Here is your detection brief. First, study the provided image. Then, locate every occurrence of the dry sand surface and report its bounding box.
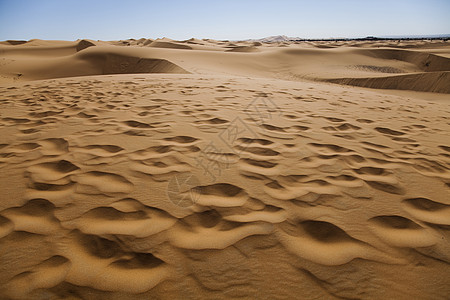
[0,38,449,299]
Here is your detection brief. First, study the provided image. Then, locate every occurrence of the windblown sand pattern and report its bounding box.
[0,38,449,299]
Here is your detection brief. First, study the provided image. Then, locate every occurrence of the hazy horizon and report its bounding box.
[0,0,449,41]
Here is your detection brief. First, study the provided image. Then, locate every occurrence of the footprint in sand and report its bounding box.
[163,135,198,144]
[439,145,450,153]
[261,124,286,132]
[324,117,345,123]
[368,215,439,248]
[234,138,281,176]
[83,144,124,155]
[193,117,230,133]
[193,183,248,207]
[74,171,134,194]
[167,208,273,250]
[72,144,125,165]
[58,231,172,293]
[402,197,450,226]
[357,118,374,124]
[123,120,154,129]
[38,138,69,156]
[277,220,400,265]
[27,160,80,183]
[346,165,405,195]
[364,180,405,195]
[290,125,311,133]
[408,158,449,177]
[236,146,280,157]
[238,158,279,177]
[375,127,406,136]
[259,123,294,140]
[0,199,60,235]
[308,143,354,155]
[129,145,173,160]
[131,156,191,181]
[10,142,41,153]
[2,117,31,125]
[237,137,274,146]
[70,200,176,238]
[2,255,71,299]
[322,123,361,132]
[0,215,14,238]
[195,117,229,125]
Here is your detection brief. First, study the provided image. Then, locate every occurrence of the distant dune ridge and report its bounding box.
[0,37,449,299]
[148,41,193,50]
[226,45,260,52]
[77,51,190,75]
[75,39,96,52]
[0,37,449,93]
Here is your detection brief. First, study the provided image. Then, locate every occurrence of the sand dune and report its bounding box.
[326,71,450,93]
[226,45,260,52]
[0,40,28,46]
[76,39,96,52]
[1,39,449,94]
[359,48,450,72]
[0,38,449,299]
[0,46,189,81]
[148,41,193,50]
[78,51,190,75]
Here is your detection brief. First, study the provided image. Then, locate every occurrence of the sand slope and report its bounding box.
[1,39,450,93]
[327,71,450,93]
[0,39,449,298]
[0,72,449,299]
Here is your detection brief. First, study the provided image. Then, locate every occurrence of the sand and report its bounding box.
[0,38,449,299]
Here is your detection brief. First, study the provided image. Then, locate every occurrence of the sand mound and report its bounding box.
[181,38,205,45]
[148,41,192,50]
[141,40,152,46]
[111,38,155,47]
[141,39,154,46]
[0,45,189,82]
[137,38,146,43]
[313,44,336,49]
[75,39,96,52]
[77,51,190,75]
[326,71,450,93]
[359,49,450,72]
[113,40,132,46]
[108,56,188,74]
[1,40,28,45]
[226,45,259,52]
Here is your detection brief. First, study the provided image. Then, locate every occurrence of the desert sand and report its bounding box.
[0,37,449,299]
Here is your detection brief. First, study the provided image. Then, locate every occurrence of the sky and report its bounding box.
[0,0,449,41]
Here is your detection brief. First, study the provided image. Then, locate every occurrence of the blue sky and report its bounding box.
[0,0,449,41]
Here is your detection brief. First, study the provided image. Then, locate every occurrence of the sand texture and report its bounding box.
[0,38,449,299]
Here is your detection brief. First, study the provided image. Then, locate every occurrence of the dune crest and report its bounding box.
[1,38,450,94]
[78,52,190,75]
[76,39,96,52]
[326,71,450,93]
[148,41,192,50]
